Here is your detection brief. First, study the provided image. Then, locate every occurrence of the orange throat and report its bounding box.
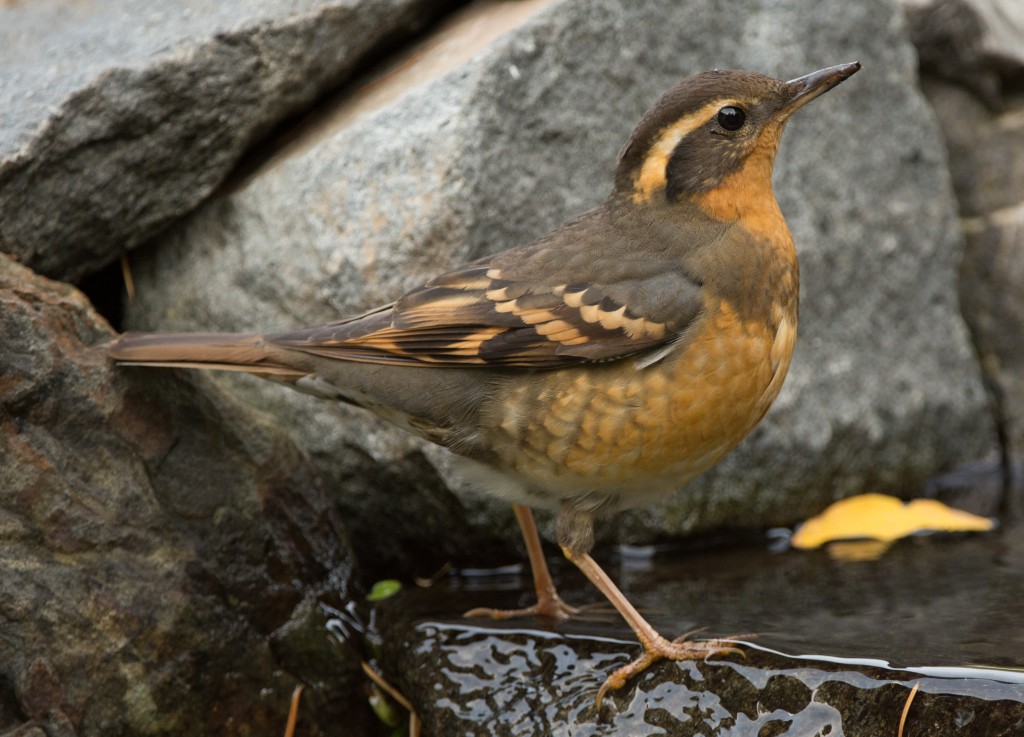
[698,170,782,242]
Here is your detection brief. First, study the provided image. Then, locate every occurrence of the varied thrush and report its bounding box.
[109,61,861,706]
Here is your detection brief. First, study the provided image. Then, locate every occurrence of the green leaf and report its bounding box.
[367,579,402,602]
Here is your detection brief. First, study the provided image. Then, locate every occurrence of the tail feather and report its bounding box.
[108,332,305,378]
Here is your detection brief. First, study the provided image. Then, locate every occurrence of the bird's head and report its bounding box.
[616,63,861,206]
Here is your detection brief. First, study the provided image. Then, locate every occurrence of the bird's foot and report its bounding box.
[464,590,580,623]
[595,633,745,712]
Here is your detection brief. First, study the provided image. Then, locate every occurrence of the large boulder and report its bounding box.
[900,0,1024,103]
[122,0,997,555]
[0,255,363,735]
[0,0,459,281]
[900,0,1024,486]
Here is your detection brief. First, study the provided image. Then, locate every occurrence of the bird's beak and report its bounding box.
[782,62,861,115]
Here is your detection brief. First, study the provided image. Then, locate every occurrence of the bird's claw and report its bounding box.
[463,593,579,623]
[594,634,747,712]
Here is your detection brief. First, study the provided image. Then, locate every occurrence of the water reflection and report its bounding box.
[379,519,1024,734]
[405,622,1023,735]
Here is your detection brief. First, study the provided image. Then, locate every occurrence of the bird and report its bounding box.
[108,61,861,707]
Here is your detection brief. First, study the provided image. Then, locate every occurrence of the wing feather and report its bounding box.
[268,258,702,368]
[268,206,710,368]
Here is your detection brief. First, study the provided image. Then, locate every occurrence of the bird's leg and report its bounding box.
[556,504,743,711]
[511,504,579,619]
[464,504,578,622]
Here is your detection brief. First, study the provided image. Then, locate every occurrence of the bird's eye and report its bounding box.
[716,106,746,131]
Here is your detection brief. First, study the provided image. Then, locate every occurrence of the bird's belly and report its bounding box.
[483,306,795,508]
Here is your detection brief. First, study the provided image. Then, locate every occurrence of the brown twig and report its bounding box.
[120,252,136,303]
[361,659,421,736]
[361,660,413,711]
[284,684,304,737]
[897,682,920,737]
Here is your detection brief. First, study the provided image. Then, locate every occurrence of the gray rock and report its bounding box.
[0,0,455,281]
[904,1,1024,485]
[898,0,1024,104]
[0,255,365,735]
[124,0,996,557]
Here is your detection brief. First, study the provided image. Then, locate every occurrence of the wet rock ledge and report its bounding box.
[386,626,1024,737]
[377,522,1024,736]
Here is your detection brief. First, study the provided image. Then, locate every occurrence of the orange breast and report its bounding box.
[486,297,797,506]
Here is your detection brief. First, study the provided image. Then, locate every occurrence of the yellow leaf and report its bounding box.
[791,493,994,551]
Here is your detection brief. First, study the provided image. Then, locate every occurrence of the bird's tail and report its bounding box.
[107,332,305,378]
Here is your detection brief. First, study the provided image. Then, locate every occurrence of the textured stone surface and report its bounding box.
[0,0,456,281]
[123,0,996,554]
[903,0,1024,484]
[0,255,364,735]
[900,0,1024,104]
[927,80,1024,475]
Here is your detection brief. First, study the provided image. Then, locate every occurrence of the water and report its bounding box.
[375,518,1024,735]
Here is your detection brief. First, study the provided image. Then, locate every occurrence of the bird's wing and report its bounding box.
[271,268,698,368]
[269,212,707,369]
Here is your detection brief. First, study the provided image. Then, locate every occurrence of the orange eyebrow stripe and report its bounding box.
[632,99,739,202]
